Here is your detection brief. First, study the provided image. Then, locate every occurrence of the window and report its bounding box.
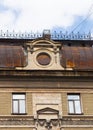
[68,94,82,114]
[12,94,26,114]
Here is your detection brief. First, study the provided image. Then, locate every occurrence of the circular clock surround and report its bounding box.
[36,52,51,66]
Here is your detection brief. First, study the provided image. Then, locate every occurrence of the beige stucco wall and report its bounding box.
[0,89,93,116]
[0,128,34,130]
[82,93,93,115]
[61,93,68,115]
[0,92,11,115]
[64,128,93,130]
[26,92,33,115]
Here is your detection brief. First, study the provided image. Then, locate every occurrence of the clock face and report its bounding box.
[36,52,51,66]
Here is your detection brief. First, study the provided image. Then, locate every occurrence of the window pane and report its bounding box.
[68,95,80,100]
[12,94,26,114]
[68,101,74,113]
[75,101,81,113]
[13,100,18,113]
[19,100,25,113]
[13,94,25,99]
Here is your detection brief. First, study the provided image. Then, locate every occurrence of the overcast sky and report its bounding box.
[0,0,93,33]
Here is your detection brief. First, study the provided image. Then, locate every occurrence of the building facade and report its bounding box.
[0,31,93,130]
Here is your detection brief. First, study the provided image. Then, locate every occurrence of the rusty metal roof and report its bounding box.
[0,45,27,68]
[60,47,93,70]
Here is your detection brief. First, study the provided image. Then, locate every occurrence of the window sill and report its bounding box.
[68,113,84,115]
[11,113,27,115]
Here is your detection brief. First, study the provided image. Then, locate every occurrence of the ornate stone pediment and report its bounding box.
[36,107,60,130]
[37,107,59,114]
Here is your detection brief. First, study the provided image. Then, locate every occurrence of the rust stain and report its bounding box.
[66,60,75,68]
[0,45,27,68]
[60,47,93,70]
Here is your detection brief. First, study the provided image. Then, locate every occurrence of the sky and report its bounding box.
[0,0,93,33]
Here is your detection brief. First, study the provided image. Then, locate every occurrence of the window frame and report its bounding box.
[12,93,26,115]
[67,93,82,115]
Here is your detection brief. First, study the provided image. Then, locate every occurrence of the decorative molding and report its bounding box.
[0,116,92,128]
[0,30,91,40]
[26,39,59,54]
